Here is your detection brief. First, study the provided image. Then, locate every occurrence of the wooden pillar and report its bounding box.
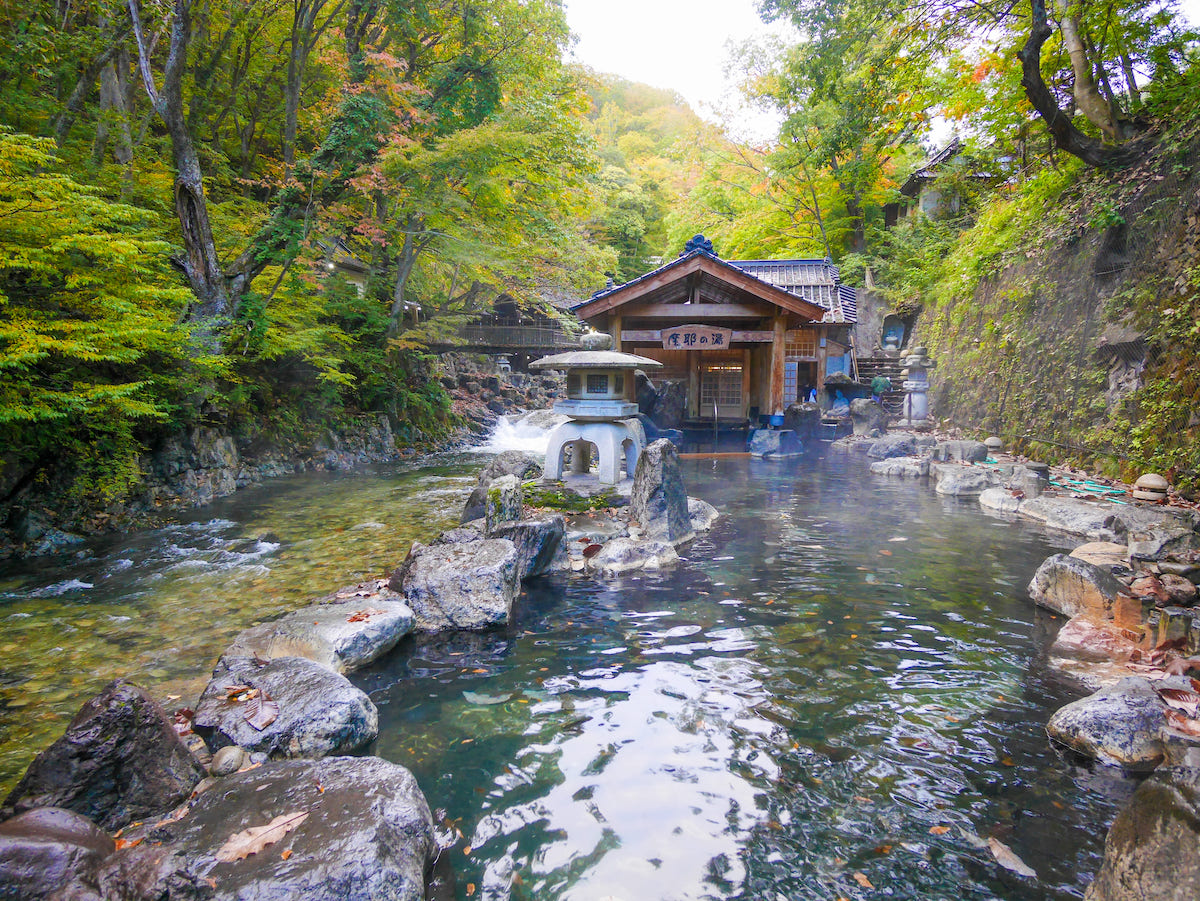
[610,313,623,352]
[769,314,786,414]
[816,328,828,396]
[687,351,700,419]
[741,347,752,420]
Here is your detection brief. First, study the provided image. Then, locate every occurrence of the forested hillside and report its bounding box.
[3,0,1200,543]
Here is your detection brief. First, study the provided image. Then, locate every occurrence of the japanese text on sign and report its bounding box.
[662,325,733,350]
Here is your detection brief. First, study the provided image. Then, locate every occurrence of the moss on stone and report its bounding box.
[522,481,617,513]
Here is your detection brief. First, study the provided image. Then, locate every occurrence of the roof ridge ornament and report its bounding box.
[681,234,716,257]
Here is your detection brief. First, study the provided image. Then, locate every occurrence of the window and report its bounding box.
[700,364,742,407]
[587,373,609,394]
[785,329,817,359]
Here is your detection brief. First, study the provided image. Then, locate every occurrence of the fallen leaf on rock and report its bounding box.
[114,837,143,851]
[852,872,874,889]
[224,684,254,700]
[244,692,279,731]
[347,607,384,623]
[1164,709,1200,736]
[988,837,1036,878]
[215,811,308,862]
[280,849,292,860]
[582,543,603,559]
[1158,687,1200,717]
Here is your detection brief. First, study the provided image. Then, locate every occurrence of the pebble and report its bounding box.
[210,745,248,776]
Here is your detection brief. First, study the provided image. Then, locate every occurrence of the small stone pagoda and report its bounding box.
[529,332,662,484]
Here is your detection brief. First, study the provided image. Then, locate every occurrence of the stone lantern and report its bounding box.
[896,346,936,429]
[529,332,662,484]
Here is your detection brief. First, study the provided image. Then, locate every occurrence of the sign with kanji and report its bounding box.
[661,325,733,350]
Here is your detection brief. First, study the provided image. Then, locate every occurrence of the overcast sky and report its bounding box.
[563,0,1200,141]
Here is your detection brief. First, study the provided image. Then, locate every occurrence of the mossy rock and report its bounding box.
[522,481,618,513]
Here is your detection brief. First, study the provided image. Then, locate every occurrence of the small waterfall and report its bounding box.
[474,411,567,455]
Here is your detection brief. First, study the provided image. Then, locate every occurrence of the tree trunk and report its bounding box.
[129,0,232,329]
[1058,8,1129,143]
[1018,0,1141,169]
[387,217,420,339]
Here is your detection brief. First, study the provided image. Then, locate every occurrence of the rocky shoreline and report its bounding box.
[842,430,1200,898]
[1,357,562,560]
[0,435,719,899]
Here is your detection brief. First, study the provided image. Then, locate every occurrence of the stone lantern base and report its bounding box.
[543,419,646,485]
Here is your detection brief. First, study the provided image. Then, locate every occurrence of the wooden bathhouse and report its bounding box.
[570,235,859,426]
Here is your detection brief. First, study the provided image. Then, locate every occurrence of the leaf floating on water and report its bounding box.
[852,872,874,889]
[244,692,279,731]
[878,549,893,556]
[987,837,1037,878]
[928,825,951,835]
[215,811,308,862]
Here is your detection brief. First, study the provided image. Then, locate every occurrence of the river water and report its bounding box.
[0,440,1133,899]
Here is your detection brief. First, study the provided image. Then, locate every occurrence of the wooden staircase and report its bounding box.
[855,356,908,414]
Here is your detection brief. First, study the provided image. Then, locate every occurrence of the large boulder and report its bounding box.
[1019,497,1125,542]
[192,656,378,759]
[461,451,542,523]
[587,537,679,576]
[0,807,115,900]
[1085,766,1200,901]
[931,440,989,463]
[484,474,523,535]
[783,402,822,445]
[1046,677,1167,771]
[2,680,205,831]
[226,586,413,674]
[631,438,694,546]
[490,515,565,579]
[68,757,436,901]
[1028,554,1127,620]
[389,538,520,632]
[870,456,929,478]
[932,463,994,496]
[645,379,687,431]
[979,487,1023,513]
[748,429,802,458]
[849,398,888,436]
[865,434,919,459]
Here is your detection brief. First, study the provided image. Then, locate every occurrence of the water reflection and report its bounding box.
[359,455,1130,901]
[0,456,481,790]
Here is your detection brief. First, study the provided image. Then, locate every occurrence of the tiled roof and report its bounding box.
[728,259,858,324]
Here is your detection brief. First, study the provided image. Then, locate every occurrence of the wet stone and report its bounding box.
[193,656,378,759]
[0,807,115,900]
[1,679,205,831]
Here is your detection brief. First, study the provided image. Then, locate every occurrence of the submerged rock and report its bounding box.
[390,538,520,632]
[979,487,1022,513]
[226,590,414,674]
[1046,677,1167,771]
[70,756,436,901]
[1028,554,1126,620]
[193,656,378,759]
[631,438,694,546]
[1085,766,1200,901]
[587,537,679,576]
[865,434,918,459]
[0,807,115,900]
[1,680,205,831]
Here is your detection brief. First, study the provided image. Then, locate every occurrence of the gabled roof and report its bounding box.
[727,259,857,324]
[900,138,963,198]
[573,248,856,324]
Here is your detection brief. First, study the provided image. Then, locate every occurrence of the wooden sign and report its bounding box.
[661,325,733,350]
